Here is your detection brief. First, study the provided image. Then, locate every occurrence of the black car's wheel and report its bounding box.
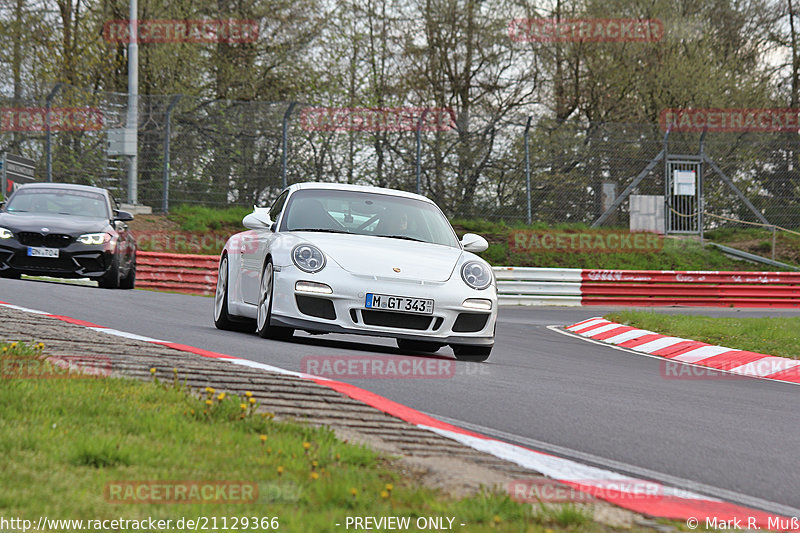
[0,270,21,279]
[451,344,492,362]
[256,259,293,340]
[97,255,120,289]
[396,339,444,353]
[119,253,136,290]
[214,254,255,332]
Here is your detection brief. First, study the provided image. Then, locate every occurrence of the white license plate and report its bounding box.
[28,247,60,258]
[365,293,434,315]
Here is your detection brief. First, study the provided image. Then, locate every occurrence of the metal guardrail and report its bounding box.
[136,253,800,308]
[494,266,582,306]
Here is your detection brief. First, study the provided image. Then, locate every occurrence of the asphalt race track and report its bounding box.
[3,277,799,515]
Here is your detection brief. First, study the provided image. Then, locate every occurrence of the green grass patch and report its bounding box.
[168,204,251,233]
[452,219,782,270]
[0,340,626,531]
[606,311,800,359]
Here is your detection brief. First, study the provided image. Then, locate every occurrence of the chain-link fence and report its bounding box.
[2,83,800,232]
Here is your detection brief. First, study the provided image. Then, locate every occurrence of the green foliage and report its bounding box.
[167,204,251,232]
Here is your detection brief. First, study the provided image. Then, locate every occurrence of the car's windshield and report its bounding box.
[280,189,459,248]
[5,188,109,219]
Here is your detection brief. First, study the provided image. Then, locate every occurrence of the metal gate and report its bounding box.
[665,157,702,234]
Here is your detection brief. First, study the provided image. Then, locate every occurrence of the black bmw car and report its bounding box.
[0,183,136,289]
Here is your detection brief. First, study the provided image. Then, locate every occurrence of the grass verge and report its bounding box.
[606,311,800,359]
[0,340,609,532]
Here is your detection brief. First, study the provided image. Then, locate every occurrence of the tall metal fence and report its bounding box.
[2,83,800,231]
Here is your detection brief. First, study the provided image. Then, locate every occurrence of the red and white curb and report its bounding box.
[566,317,800,385]
[1,300,795,529]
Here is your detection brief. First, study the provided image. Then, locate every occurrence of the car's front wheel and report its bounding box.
[451,344,492,362]
[119,253,136,290]
[256,259,294,340]
[97,256,120,289]
[214,254,254,332]
[396,339,444,353]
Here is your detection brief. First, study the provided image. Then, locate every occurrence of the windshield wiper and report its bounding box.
[291,228,351,234]
[380,234,426,243]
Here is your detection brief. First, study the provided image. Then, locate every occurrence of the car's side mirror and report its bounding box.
[461,233,488,253]
[114,210,134,222]
[243,209,272,230]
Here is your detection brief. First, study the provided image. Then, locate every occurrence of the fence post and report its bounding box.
[415,108,431,195]
[162,94,181,213]
[524,116,532,225]
[698,128,707,244]
[45,83,63,182]
[281,102,297,189]
[772,225,777,261]
[662,125,671,235]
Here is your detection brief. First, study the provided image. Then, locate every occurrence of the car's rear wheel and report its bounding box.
[119,253,136,290]
[214,254,254,332]
[396,339,444,353]
[97,256,120,289]
[256,259,294,340]
[451,344,492,362]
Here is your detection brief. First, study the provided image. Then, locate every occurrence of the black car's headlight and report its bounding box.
[77,232,110,245]
[461,261,492,290]
[292,244,326,273]
[0,227,13,239]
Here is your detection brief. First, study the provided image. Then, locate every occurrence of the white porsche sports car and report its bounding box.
[213,182,497,361]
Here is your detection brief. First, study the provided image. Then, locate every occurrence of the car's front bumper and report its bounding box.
[269,263,497,347]
[0,239,115,278]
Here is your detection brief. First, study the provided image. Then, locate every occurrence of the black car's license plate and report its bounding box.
[28,247,59,258]
[365,293,433,315]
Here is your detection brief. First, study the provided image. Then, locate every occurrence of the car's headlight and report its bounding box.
[292,244,326,273]
[0,227,13,239]
[461,261,492,290]
[77,232,110,245]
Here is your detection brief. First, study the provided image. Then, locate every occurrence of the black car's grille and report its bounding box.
[361,310,433,330]
[9,254,76,272]
[17,232,73,248]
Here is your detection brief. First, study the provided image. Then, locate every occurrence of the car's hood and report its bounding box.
[293,232,463,282]
[0,212,110,235]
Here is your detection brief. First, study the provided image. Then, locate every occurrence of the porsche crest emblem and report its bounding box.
[393,267,401,273]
